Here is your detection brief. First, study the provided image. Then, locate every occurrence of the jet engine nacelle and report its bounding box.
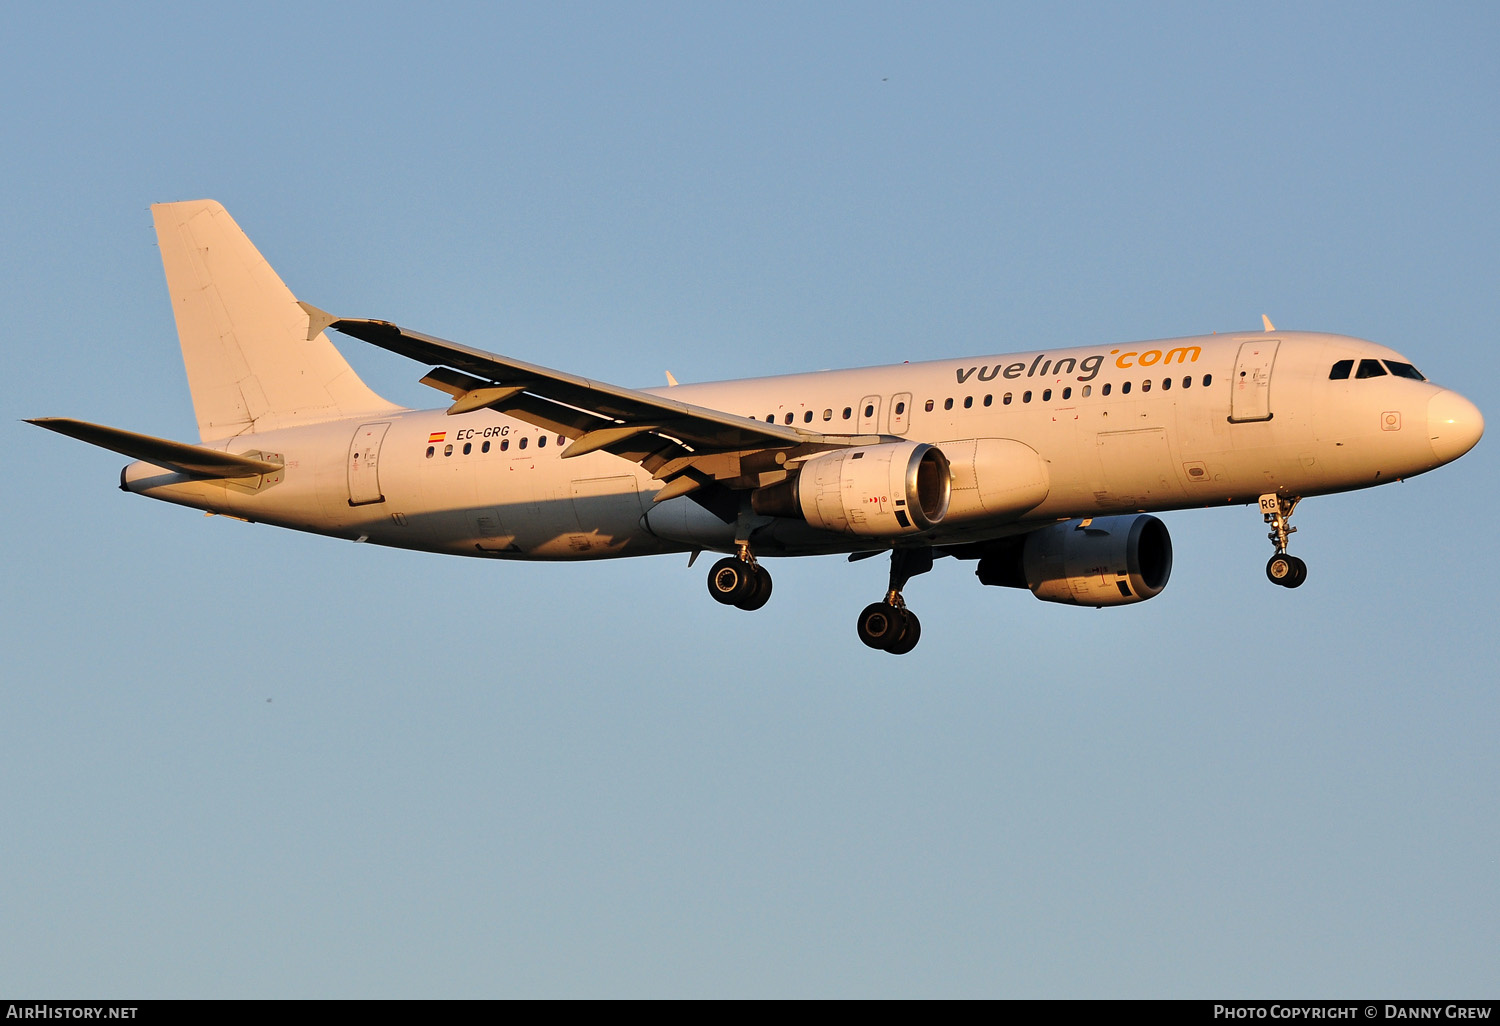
[938,437,1050,523]
[753,441,952,537]
[976,514,1173,606]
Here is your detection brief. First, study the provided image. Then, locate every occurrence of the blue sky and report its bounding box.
[3,1,1496,997]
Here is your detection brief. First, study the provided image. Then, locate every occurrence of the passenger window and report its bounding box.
[784,413,794,424]
[426,446,434,459]
[444,444,453,456]
[765,414,774,423]
[893,402,905,416]
[804,410,813,423]
[1384,361,1425,380]
[923,400,934,413]
[1203,374,1212,386]
[538,436,546,448]
[1121,382,1132,395]
[1182,376,1191,388]
[1161,378,1171,391]
[1329,359,1353,380]
[824,409,833,420]
[1141,380,1151,393]
[844,407,853,419]
[1102,383,1112,396]
[1042,389,1052,401]
[482,440,490,453]
[1003,393,1013,405]
[944,398,954,411]
[1023,391,1032,403]
[519,437,528,450]
[463,442,472,454]
[864,404,875,418]
[558,434,565,445]
[1356,359,1387,379]
[1082,385,1091,398]
[983,394,992,407]
[963,396,973,409]
[1062,387,1072,400]
[500,438,509,451]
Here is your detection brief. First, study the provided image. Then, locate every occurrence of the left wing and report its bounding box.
[306,305,871,502]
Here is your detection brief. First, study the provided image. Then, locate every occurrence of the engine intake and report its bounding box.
[753,441,951,537]
[976,514,1172,606]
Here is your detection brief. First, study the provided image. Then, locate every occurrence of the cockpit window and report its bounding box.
[1329,359,1353,380]
[1383,360,1426,380]
[1355,359,1388,379]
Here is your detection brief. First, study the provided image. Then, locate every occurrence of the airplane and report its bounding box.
[29,200,1485,654]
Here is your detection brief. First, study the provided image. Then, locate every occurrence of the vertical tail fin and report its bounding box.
[152,200,401,441]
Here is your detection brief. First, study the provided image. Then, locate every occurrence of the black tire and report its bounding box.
[1266,553,1295,586]
[735,565,773,610]
[707,557,754,605]
[857,602,904,650]
[885,610,922,655]
[1284,555,1308,589]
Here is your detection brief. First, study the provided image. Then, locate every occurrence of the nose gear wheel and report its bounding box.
[1266,553,1307,588]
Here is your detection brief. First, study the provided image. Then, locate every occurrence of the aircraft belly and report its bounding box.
[559,476,647,555]
[459,449,663,559]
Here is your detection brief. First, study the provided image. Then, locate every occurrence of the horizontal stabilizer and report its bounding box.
[27,418,283,478]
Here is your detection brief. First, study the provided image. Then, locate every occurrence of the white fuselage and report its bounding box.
[122,330,1476,560]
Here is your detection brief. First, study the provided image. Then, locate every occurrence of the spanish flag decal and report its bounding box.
[428,431,446,444]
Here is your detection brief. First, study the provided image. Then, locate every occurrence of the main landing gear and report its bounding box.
[857,548,933,655]
[706,543,773,611]
[1260,492,1307,589]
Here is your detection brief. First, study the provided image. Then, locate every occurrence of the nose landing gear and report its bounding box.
[1261,493,1307,589]
[857,547,932,654]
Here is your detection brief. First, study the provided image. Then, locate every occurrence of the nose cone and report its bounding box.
[1428,390,1484,464]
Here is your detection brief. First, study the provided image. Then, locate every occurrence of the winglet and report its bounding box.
[298,301,339,342]
[665,371,679,387]
[1262,314,1276,332]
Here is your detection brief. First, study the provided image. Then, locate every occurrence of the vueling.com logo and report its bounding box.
[955,345,1202,385]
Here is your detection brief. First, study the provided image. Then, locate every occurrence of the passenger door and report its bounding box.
[347,422,391,506]
[1229,340,1278,422]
